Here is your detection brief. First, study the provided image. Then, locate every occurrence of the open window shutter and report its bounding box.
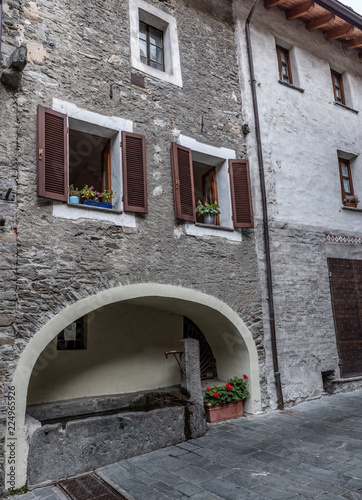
[122,131,148,213]
[171,143,196,222]
[229,159,254,228]
[37,105,68,201]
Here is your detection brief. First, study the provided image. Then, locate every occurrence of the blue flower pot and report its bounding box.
[83,200,112,209]
[69,196,80,204]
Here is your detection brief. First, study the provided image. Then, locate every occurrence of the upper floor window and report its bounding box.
[139,21,164,72]
[276,45,292,84]
[339,157,354,202]
[331,70,345,105]
[37,102,148,214]
[171,139,253,230]
[129,0,182,87]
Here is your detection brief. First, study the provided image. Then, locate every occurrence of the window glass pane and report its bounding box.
[343,179,351,193]
[282,65,288,76]
[139,22,147,40]
[150,45,164,67]
[341,163,348,177]
[149,44,156,62]
[150,60,163,71]
[140,39,147,59]
[149,27,163,47]
[280,51,287,63]
[336,89,341,99]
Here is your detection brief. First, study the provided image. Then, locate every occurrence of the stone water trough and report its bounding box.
[26,339,206,487]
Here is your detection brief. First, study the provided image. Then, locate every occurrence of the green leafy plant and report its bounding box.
[195,201,221,216]
[204,375,249,406]
[100,189,116,202]
[69,184,81,198]
[79,185,97,200]
[344,194,360,205]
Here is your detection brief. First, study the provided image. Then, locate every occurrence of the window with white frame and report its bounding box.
[171,135,253,231]
[129,0,182,87]
[37,100,148,214]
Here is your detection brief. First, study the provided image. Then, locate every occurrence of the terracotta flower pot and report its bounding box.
[204,400,243,423]
[344,202,358,208]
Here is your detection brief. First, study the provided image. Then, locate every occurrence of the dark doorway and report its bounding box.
[328,258,362,377]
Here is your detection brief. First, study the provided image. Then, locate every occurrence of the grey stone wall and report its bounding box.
[0,0,264,492]
[266,221,362,406]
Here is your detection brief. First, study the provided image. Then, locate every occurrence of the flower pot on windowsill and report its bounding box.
[344,202,358,208]
[69,196,80,204]
[83,200,112,209]
[204,400,244,423]
[204,214,216,225]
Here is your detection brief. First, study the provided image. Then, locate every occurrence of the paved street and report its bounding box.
[8,390,362,500]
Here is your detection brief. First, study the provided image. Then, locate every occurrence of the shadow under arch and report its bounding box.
[5,283,261,490]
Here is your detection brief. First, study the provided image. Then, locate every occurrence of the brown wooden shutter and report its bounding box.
[122,131,148,213]
[329,258,362,377]
[171,143,196,222]
[229,159,254,228]
[37,105,68,201]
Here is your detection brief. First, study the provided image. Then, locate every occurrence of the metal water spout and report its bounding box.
[164,349,183,369]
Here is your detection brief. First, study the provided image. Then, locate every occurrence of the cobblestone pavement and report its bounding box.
[7,390,362,500]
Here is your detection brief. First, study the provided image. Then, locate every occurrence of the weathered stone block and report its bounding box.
[8,45,27,71]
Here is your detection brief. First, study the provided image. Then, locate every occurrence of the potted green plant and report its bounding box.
[195,201,221,225]
[69,185,81,204]
[204,375,249,423]
[100,189,116,207]
[344,194,360,208]
[79,185,97,202]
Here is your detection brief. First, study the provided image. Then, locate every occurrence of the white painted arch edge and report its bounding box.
[5,283,261,490]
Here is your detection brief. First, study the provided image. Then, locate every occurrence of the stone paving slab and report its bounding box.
[6,390,362,499]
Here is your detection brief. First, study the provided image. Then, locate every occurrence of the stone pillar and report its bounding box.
[180,338,207,438]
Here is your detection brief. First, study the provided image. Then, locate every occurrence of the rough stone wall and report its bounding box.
[268,223,336,403]
[0,0,265,492]
[0,0,25,490]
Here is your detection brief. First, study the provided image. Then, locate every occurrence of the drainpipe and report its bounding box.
[245,0,284,410]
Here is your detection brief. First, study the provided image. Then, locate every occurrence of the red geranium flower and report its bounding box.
[226,383,233,391]
[206,387,211,391]
[243,375,248,379]
[213,392,219,398]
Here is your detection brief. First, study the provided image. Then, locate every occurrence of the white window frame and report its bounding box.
[178,134,242,242]
[129,0,183,87]
[51,99,136,227]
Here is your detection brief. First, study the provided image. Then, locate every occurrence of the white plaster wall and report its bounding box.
[27,303,183,404]
[235,0,362,233]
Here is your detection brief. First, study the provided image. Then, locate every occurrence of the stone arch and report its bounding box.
[5,283,261,490]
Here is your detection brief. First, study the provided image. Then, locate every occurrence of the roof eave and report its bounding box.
[314,0,362,31]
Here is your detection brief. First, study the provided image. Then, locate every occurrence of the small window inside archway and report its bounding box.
[183,316,217,380]
[57,316,87,350]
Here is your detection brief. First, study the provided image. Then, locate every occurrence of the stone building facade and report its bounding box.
[0,0,264,492]
[1,0,362,493]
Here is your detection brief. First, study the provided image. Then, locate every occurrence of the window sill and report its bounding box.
[195,222,234,232]
[67,202,122,214]
[332,375,362,383]
[278,80,304,93]
[334,101,359,114]
[53,202,136,227]
[185,223,242,242]
[342,205,362,212]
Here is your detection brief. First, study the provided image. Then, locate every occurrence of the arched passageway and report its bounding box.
[5,284,261,490]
